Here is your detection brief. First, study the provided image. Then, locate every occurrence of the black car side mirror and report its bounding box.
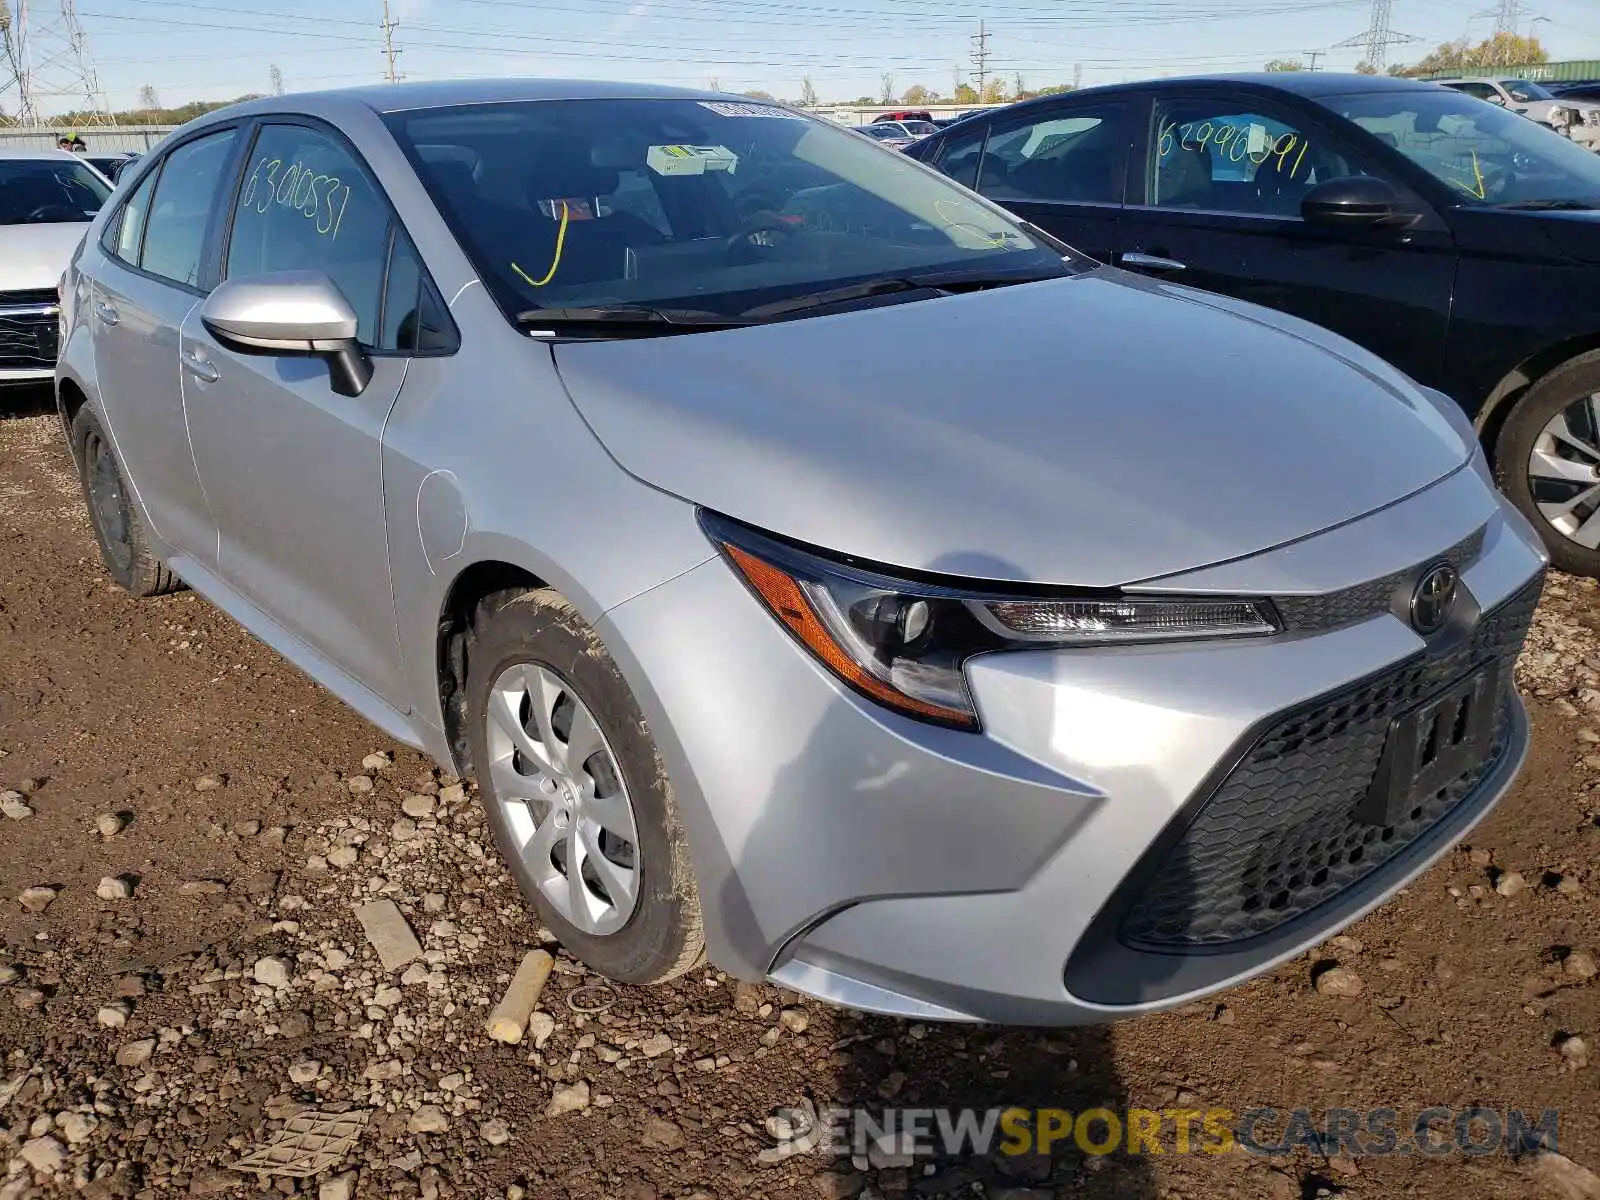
[1302,176,1419,231]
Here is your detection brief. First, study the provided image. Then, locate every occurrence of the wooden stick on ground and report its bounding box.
[485,950,556,1044]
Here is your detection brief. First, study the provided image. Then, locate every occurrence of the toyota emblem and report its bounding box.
[1410,563,1458,635]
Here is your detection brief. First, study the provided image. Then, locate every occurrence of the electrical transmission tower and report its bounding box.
[1332,0,1418,72]
[1,0,114,126]
[969,21,991,98]
[1492,0,1521,36]
[380,0,402,83]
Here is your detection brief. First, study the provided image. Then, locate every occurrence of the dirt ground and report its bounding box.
[2,389,1598,1200]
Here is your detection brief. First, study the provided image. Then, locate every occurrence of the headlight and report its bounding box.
[702,512,1278,731]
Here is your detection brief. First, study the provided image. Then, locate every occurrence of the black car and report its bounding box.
[908,73,1600,575]
[85,152,139,183]
[1550,81,1600,104]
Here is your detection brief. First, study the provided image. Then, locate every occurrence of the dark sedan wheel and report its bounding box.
[466,588,705,984]
[70,403,181,597]
[1497,355,1600,577]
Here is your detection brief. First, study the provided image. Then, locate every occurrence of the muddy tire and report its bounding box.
[465,588,705,984]
[71,402,181,597]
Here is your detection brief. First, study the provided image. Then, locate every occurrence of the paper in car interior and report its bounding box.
[647,144,739,177]
[698,101,805,119]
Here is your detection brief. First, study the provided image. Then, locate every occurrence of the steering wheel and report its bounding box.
[726,215,796,263]
[1474,159,1514,200]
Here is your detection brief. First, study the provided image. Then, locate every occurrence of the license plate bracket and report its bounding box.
[1355,664,1500,828]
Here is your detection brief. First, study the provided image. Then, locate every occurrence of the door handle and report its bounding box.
[1118,252,1188,273]
[180,349,220,384]
[94,300,120,326]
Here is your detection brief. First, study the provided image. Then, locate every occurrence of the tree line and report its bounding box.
[743,74,1075,109]
[1265,32,1548,78]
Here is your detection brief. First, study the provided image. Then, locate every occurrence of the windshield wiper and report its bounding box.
[514,304,748,331]
[738,266,1065,321]
[1494,199,1599,210]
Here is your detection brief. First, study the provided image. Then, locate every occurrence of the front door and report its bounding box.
[930,98,1134,265]
[181,120,413,707]
[88,129,241,557]
[1115,90,1457,388]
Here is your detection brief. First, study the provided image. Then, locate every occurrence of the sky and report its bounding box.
[13,0,1600,114]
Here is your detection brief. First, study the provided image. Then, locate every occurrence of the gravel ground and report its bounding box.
[2,394,1598,1200]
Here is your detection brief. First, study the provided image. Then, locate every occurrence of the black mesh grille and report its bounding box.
[1118,573,1542,949]
[0,290,61,370]
[1273,527,1485,633]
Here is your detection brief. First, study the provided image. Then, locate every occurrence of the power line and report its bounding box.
[124,0,1373,37]
[1492,0,1521,35]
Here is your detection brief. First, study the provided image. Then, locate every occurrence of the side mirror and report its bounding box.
[1301,175,1418,231]
[201,271,373,397]
[1484,92,1507,105]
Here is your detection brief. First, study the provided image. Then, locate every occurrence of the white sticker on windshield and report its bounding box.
[698,100,805,119]
[647,144,740,177]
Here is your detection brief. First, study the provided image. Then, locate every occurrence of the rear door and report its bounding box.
[925,97,1136,264]
[1115,87,1457,387]
[87,128,242,557]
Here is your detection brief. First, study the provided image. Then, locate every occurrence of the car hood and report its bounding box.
[0,222,89,292]
[1533,209,1600,264]
[553,270,1473,587]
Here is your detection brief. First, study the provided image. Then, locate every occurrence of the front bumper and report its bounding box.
[0,366,55,387]
[600,465,1547,1024]
[0,296,61,385]
[1569,124,1600,151]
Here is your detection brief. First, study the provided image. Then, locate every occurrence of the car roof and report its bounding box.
[0,145,87,161]
[931,71,1452,132]
[219,76,731,120]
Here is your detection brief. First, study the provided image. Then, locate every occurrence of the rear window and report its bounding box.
[0,158,109,225]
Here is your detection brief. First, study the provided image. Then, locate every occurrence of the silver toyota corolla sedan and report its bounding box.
[57,79,1547,1024]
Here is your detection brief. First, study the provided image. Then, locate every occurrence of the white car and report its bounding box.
[858,121,938,151]
[1437,77,1600,150]
[0,146,111,388]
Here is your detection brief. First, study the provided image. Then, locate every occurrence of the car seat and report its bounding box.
[519,141,666,287]
[1158,142,1213,207]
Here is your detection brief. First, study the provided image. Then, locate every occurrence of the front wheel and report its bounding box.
[466,588,705,984]
[1496,354,1600,577]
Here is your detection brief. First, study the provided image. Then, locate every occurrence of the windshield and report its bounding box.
[385,98,1071,322]
[902,121,938,136]
[0,158,110,225]
[1505,80,1554,102]
[1327,90,1600,206]
[863,124,907,139]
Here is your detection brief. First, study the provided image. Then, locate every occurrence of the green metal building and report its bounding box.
[1419,59,1600,82]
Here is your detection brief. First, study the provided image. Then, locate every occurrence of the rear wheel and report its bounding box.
[1495,355,1600,578]
[466,588,704,984]
[70,403,181,597]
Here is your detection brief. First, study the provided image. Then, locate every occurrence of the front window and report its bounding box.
[1151,101,1356,216]
[0,158,109,225]
[1327,90,1600,207]
[385,98,1073,324]
[1504,79,1554,103]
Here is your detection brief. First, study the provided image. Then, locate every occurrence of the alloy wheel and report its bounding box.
[1527,390,1600,550]
[484,662,641,936]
